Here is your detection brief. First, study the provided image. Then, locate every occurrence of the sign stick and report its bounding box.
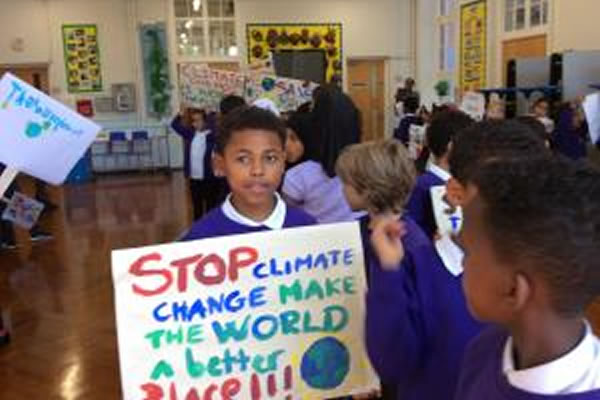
[0,167,18,199]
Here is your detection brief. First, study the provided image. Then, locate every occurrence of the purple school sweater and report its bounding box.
[405,171,445,239]
[365,216,484,400]
[455,327,600,400]
[180,204,317,241]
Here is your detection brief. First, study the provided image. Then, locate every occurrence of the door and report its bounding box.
[347,59,386,142]
[0,65,49,93]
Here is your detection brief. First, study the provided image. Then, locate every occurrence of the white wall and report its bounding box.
[553,0,600,53]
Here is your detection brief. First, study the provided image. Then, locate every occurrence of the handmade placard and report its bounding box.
[0,73,101,185]
[112,222,379,399]
[1,192,45,230]
[431,185,463,236]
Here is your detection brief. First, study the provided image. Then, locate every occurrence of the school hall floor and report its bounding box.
[0,171,599,399]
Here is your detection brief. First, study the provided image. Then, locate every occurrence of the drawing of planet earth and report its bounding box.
[300,336,350,390]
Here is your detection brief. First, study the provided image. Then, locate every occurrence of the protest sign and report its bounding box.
[0,73,101,185]
[112,222,378,400]
[245,74,317,112]
[179,64,246,111]
[2,192,45,230]
[431,185,463,236]
[459,91,486,121]
[583,93,600,145]
[407,124,426,160]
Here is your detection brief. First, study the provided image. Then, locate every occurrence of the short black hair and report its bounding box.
[403,95,420,114]
[219,95,246,116]
[449,120,549,184]
[515,115,550,144]
[472,156,600,315]
[215,106,287,154]
[426,110,474,158]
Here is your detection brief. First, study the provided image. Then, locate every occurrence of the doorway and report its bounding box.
[347,58,386,142]
[502,34,547,85]
[0,64,49,93]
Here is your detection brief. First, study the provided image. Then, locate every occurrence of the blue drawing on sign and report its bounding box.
[25,121,44,138]
[300,336,350,390]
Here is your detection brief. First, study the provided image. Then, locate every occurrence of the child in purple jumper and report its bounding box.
[455,155,600,399]
[336,139,483,400]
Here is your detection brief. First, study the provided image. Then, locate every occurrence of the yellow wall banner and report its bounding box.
[460,1,487,92]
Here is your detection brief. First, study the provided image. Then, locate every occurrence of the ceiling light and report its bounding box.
[192,0,201,12]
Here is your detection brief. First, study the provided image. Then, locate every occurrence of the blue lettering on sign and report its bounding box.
[2,80,85,138]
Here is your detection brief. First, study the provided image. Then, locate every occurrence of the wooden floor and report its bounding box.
[0,172,599,399]
[0,172,190,399]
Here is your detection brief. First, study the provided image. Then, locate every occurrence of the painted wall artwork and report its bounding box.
[62,24,103,93]
[140,23,172,118]
[460,1,487,93]
[111,222,379,399]
[246,23,343,84]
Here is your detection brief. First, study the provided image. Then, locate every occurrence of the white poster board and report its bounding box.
[0,73,101,185]
[431,186,463,236]
[112,222,378,400]
[460,91,486,121]
[583,93,600,145]
[1,192,45,230]
[408,124,426,160]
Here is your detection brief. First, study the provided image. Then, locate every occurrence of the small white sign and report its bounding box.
[430,185,463,236]
[0,73,101,184]
[2,192,45,230]
[460,91,486,121]
[583,93,600,145]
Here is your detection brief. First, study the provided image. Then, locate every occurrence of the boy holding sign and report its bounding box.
[181,106,316,241]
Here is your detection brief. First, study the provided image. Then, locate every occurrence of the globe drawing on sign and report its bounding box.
[25,121,43,138]
[300,337,350,390]
[261,77,276,91]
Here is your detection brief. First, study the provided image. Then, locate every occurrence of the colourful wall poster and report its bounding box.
[246,23,342,83]
[111,222,379,399]
[0,73,101,185]
[62,24,103,93]
[460,1,487,93]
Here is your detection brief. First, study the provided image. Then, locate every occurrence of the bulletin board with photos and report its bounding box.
[62,24,103,93]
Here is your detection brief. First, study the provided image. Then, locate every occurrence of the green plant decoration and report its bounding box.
[146,29,171,118]
[435,80,450,98]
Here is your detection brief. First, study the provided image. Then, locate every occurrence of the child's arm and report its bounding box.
[170,114,195,141]
[365,248,433,384]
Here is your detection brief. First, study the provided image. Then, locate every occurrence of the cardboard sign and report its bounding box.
[0,73,101,185]
[408,124,426,160]
[430,185,463,236]
[245,74,317,112]
[460,91,486,121]
[180,64,246,111]
[583,93,600,145]
[112,222,378,400]
[2,192,45,230]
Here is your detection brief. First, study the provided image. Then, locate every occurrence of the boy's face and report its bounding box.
[342,183,367,212]
[191,112,205,131]
[533,101,549,118]
[285,128,305,164]
[214,129,285,214]
[460,192,520,323]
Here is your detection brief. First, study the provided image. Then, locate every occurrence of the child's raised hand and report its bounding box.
[370,214,406,270]
[353,389,381,399]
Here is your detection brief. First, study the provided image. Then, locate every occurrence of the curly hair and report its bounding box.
[215,106,287,154]
[426,109,474,158]
[449,120,549,184]
[472,156,600,315]
[336,139,416,214]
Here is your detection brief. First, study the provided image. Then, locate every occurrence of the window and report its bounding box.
[174,0,237,57]
[437,0,455,74]
[505,0,549,32]
[440,0,454,17]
